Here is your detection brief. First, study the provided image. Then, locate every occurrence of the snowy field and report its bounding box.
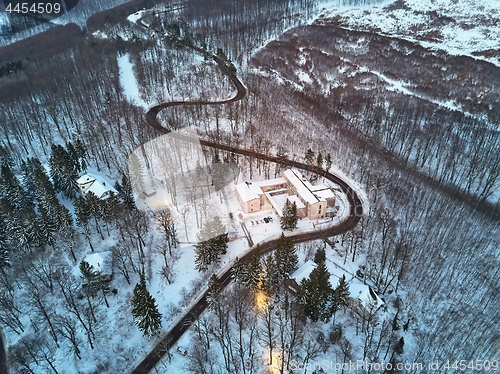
[317,0,500,66]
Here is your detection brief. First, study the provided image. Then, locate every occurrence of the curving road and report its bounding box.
[130,18,363,374]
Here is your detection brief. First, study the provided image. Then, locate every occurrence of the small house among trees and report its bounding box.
[77,173,118,200]
[83,251,113,282]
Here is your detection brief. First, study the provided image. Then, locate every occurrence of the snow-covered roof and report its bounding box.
[256,177,287,187]
[291,260,317,284]
[236,183,261,202]
[314,188,336,200]
[310,183,336,200]
[287,195,306,209]
[77,173,117,199]
[283,169,326,205]
[325,259,353,284]
[349,283,384,311]
[265,191,288,217]
[84,251,112,276]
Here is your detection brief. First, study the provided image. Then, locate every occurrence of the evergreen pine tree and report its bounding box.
[131,279,147,326]
[260,254,279,296]
[74,195,94,250]
[275,146,287,177]
[325,153,333,173]
[232,257,245,281]
[274,232,298,278]
[298,260,334,322]
[54,205,73,230]
[20,159,37,202]
[0,164,33,217]
[33,161,58,208]
[305,149,315,166]
[99,191,120,235]
[314,247,326,264]
[0,145,14,168]
[74,139,87,172]
[49,144,79,198]
[334,275,350,310]
[2,200,30,251]
[281,199,298,231]
[243,253,261,290]
[128,153,145,194]
[206,274,221,307]
[27,210,50,248]
[194,216,228,271]
[0,215,10,269]
[119,174,136,210]
[316,152,324,170]
[66,141,80,173]
[232,253,261,290]
[49,144,65,193]
[289,201,298,229]
[79,260,98,287]
[131,279,162,337]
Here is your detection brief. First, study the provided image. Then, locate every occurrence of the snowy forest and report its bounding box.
[1,0,499,373]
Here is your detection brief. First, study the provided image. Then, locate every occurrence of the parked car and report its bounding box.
[176,346,187,356]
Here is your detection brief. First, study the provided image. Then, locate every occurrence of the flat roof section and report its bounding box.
[265,191,289,217]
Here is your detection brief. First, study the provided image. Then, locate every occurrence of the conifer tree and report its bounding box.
[260,254,279,296]
[119,174,136,210]
[275,146,288,177]
[233,253,261,290]
[0,164,33,217]
[334,275,350,309]
[99,191,120,235]
[314,247,326,264]
[206,274,221,307]
[244,253,262,290]
[27,208,55,248]
[74,139,87,172]
[325,153,332,173]
[131,279,162,337]
[48,144,65,193]
[274,232,298,279]
[79,260,98,287]
[80,260,98,291]
[316,152,324,170]
[74,195,94,251]
[1,199,30,251]
[20,159,37,202]
[0,215,10,270]
[194,216,228,271]
[66,141,80,173]
[305,149,315,166]
[128,153,145,194]
[232,257,245,281]
[298,260,334,322]
[281,200,298,231]
[0,145,14,168]
[49,144,79,198]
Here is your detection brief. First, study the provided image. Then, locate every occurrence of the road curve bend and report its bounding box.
[130,31,363,374]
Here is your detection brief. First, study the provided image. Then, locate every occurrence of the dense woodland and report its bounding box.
[0,0,499,372]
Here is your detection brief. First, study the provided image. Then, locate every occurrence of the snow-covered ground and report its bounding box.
[317,0,500,66]
[117,53,150,109]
